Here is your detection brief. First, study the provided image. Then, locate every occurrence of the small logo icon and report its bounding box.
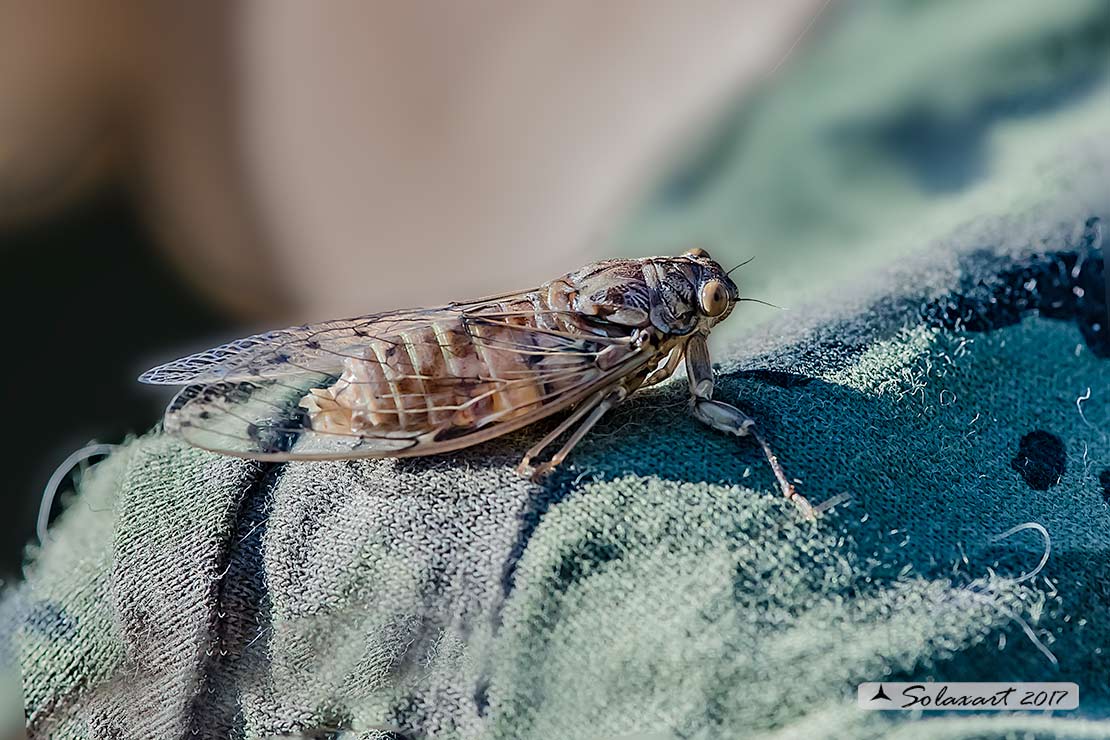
[870,684,892,702]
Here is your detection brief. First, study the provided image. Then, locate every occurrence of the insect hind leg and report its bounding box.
[516,386,626,482]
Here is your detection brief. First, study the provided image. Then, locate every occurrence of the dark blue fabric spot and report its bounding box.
[25,602,76,639]
[1011,430,1066,491]
[921,232,1106,358]
[475,678,491,717]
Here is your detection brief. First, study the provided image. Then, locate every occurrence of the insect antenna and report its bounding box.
[738,297,784,310]
[726,256,756,275]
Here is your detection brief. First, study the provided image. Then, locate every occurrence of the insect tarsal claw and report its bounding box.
[526,463,551,483]
[790,493,818,521]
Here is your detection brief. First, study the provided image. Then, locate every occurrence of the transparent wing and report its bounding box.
[141,302,654,460]
[139,308,459,385]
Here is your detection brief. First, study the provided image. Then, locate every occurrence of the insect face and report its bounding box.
[683,248,739,327]
[650,249,738,334]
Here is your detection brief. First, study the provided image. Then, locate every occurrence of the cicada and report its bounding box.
[141,249,815,517]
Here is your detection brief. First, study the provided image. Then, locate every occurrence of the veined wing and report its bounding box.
[141,301,655,461]
[139,308,463,385]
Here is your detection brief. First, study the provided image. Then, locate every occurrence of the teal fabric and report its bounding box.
[5,201,1108,738]
[5,2,1110,738]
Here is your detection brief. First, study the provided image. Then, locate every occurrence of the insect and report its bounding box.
[141,249,815,517]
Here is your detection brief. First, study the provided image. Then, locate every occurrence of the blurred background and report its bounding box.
[3,0,1110,587]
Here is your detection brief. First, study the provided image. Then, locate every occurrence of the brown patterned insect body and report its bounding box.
[142,250,815,517]
[302,293,594,435]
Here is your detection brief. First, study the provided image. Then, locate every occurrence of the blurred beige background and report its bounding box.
[0,0,825,593]
[7,0,1108,591]
[0,0,824,321]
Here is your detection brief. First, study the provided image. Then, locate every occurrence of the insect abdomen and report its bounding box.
[300,296,568,435]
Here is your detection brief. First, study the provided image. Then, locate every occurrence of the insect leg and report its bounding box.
[641,346,684,388]
[516,388,611,475]
[519,386,627,481]
[685,334,815,519]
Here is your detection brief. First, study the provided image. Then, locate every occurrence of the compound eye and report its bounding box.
[684,247,712,259]
[699,279,729,317]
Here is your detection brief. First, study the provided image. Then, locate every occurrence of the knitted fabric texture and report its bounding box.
[5,197,1108,738]
[7,2,1110,737]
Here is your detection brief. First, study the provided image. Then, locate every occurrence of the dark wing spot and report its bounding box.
[1010,430,1066,491]
[1099,469,1110,504]
[305,340,321,350]
[169,384,202,413]
[222,382,255,403]
[245,421,299,455]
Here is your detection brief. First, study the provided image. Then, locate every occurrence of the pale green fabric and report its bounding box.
[6,205,1108,738]
[5,2,1110,738]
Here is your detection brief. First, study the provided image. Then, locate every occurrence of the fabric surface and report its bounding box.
[5,2,1110,738]
[5,197,1109,738]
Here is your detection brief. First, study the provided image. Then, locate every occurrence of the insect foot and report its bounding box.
[690,397,817,520]
[525,461,556,483]
[514,456,563,482]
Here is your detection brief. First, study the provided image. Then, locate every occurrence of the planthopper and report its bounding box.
[141,249,816,518]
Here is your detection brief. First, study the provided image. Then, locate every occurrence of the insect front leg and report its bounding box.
[685,334,815,519]
[516,385,627,482]
[641,346,684,388]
